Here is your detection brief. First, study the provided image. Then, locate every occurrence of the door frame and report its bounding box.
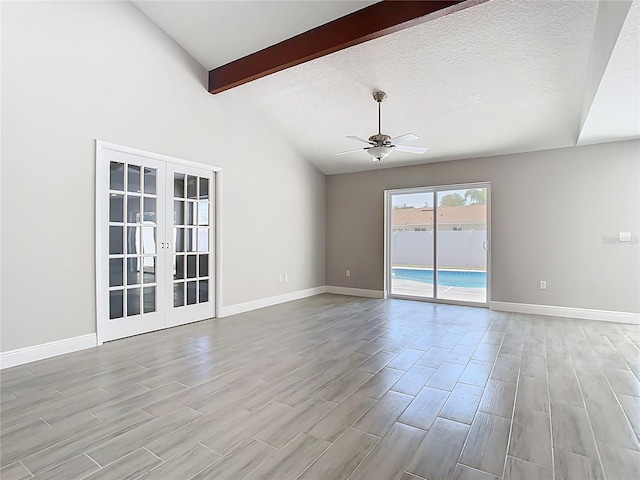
[95,140,222,344]
[384,182,491,307]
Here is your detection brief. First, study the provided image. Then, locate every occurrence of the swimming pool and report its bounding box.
[392,267,486,288]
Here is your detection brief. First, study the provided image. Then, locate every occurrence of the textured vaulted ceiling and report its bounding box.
[133,0,378,70]
[133,0,640,175]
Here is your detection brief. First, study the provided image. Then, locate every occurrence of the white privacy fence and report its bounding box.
[391,230,487,269]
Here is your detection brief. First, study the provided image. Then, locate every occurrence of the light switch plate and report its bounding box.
[619,232,632,242]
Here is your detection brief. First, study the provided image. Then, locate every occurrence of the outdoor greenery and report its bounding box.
[393,203,415,209]
[464,189,487,205]
[439,192,466,207]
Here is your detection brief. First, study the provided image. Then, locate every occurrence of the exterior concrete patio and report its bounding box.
[391,278,487,304]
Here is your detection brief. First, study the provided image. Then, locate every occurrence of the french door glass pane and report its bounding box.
[390,192,434,298]
[187,281,197,305]
[109,194,124,223]
[187,255,197,278]
[174,173,185,198]
[142,227,156,254]
[174,255,185,280]
[109,290,123,319]
[143,257,155,283]
[127,196,140,223]
[143,197,156,224]
[199,280,209,303]
[174,201,184,225]
[127,165,141,193]
[127,287,141,316]
[174,282,185,307]
[143,286,155,313]
[127,257,141,285]
[186,228,196,252]
[127,226,140,255]
[109,226,124,254]
[199,254,208,277]
[187,176,197,199]
[175,228,185,252]
[187,202,196,225]
[109,258,123,287]
[199,178,209,199]
[144,168,156,194]
[198,229,209,252]
[198,202,209,225]
[110,162,125,191]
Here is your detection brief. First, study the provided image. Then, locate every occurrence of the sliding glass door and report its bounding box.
[389,191,435,299]
[387,184,489,305]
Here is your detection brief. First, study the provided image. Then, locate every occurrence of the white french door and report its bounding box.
[96,142,216,342]
[165,163,214,328]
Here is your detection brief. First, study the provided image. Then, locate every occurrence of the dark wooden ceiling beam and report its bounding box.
[208,0,478,94]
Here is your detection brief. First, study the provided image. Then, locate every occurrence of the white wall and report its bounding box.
[0,1,325,352]
[327,140,640,314]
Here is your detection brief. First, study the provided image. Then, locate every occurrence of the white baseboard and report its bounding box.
[220,286,327,317]
[325,286,385,299]
[0,334,98,370]
[490,301,640,325]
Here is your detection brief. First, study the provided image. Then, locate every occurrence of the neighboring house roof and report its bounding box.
[392,205,487,226]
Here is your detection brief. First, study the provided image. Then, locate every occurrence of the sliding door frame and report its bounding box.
[384,182,491,307]
[95,140,222,344]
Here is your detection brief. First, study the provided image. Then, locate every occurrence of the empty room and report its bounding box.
[1,1,639,479]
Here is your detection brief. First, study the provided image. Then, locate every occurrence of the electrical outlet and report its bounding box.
[540,280,547,290]
[278,274,283,282]
[284,274,288,282]
[346,270,351,277]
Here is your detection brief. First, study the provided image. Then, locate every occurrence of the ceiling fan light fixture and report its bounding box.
[367,145,393,161]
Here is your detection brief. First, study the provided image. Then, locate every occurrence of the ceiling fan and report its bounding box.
[335,91,429,162]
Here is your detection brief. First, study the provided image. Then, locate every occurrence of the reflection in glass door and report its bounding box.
[388,184,489,305]
[97,142,216,342]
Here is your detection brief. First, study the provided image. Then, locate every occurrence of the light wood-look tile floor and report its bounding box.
[1,294,639,480]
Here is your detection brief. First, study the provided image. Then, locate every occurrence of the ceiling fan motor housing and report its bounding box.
[368,133,392,145]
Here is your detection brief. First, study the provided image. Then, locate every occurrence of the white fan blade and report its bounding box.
[394,144,429,154]
[346,135,373,145]
[390,133,419,144]
[334,148,365,156]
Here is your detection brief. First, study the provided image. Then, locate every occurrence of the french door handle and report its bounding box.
[483,240,489,251]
